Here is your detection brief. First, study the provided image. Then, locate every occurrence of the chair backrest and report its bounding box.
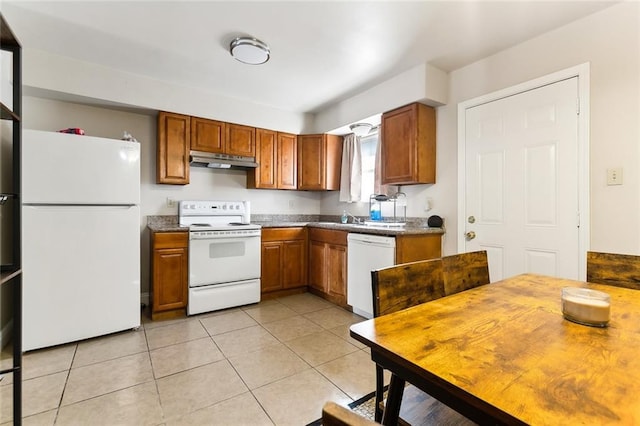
[371,258,445,317]
[586,251,640,290]
[441,250,490,296]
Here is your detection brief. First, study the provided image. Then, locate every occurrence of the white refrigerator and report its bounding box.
[22,129,140,351]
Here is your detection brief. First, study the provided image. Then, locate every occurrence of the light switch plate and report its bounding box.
[606,168,623,185]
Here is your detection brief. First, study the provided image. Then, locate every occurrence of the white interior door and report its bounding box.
[463,77,580,281]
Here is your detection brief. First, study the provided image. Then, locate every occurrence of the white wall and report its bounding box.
[23,48,314,135]
[436,1,640,255]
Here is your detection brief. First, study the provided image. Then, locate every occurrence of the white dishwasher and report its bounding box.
[347,233,396,318]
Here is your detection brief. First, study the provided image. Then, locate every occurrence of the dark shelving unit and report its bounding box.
[0,12,22,426]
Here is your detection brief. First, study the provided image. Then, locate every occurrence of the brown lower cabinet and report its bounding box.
[308,228,348,307]
[151,231,188,320]
[261,226,443,310]
[261,227,308,299]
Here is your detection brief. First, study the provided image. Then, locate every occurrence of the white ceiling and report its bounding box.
[3,1,616,116]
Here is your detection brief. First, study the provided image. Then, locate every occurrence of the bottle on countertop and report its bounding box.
[341,210,348,224]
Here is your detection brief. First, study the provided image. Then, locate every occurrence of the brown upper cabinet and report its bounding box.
[248,130,297,190]
[157,111,190,185]
[190,116,225,153]
[226,123,256,157]
[297,134,343,190]
[157,112,259,185]
[381,102,436,185]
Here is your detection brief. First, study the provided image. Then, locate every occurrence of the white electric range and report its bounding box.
[179,200,261,315]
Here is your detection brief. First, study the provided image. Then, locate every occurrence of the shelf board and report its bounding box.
[0,102,20,121]
[1,15,20,48]
[0,268,21,286]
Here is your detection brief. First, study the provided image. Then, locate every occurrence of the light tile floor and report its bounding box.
[0,293,388,425]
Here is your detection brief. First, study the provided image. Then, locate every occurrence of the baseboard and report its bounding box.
[140,292,150,308]
[0,318,13,350]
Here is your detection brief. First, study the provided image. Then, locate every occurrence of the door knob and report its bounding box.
[465,231,476,240]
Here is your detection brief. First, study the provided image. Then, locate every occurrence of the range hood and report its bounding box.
[190,150,258,169]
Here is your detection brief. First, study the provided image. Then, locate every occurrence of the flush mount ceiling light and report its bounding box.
[230,37,270,65]
[349,123,373,137]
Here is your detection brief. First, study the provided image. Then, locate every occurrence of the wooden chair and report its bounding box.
[587,251,640,290]
[322,401,379,426]
[371,258,446,422]
[441,250,490,296]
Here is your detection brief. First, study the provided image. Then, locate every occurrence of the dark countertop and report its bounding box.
[147,215,445,236]
[258,221,444,236]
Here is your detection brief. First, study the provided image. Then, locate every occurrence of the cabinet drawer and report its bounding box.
[153,231,188,249]
[308,228,347,245]
[262,227,306,242]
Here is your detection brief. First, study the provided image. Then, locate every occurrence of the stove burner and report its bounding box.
[228,222,250,226]
[190,223,212,227]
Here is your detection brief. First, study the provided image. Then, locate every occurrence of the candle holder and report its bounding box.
[561,287,610,327]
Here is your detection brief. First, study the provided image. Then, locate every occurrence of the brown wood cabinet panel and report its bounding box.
[226,123,256,157]
[157,111,190,184]
[324,134,343,190]
[262,227,306,242]
[278,132,297,189]
[326,243,347,300]
[283,240,307,289]
[248,129,277,189]
[151,232,188,319]
[381,103,436,185]
[308,228,347,246]
[261,242,283,293]
[308,228,348,306]
[308,240,327,293]
[395,234,442,264]
[298,134,343,190]
[190,117,225,153]
[261,228,307,297]
[298,134,324,190]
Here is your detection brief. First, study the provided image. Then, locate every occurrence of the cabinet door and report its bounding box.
[226,123,256,157]
[277,132,297,190]
[381,103,436,185]
[324,134,343,190]
[308,240,327,292]
[191,117,225,153]
[261,241,283,292]
[298,134,325,190]
[283,240,306,289]
[327,243,347,301]
[153,247,188,312]
[249,129,277,189]
[152,232,188,314]
[157,111,190,184]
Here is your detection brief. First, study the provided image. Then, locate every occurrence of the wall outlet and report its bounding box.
[288,200,295,210]
[606,168,623,186]
[166,197,177,208]
[425,197,433,211]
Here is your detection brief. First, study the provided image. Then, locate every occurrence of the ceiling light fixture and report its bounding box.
[349,123,373,137]
[229,37,270,65]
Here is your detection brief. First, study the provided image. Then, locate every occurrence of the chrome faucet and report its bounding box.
[346,212,362,224]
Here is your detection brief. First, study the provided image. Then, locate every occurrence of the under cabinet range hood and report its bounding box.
[190,150,259,169]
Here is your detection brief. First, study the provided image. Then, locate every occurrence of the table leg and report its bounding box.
[381,374,405,425]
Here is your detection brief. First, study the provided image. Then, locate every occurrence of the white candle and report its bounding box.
[562,287,610,326]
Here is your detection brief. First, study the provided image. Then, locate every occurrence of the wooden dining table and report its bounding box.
[349,273,640,425]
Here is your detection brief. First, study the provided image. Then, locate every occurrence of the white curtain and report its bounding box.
[339,133,362,202]
[374,133,390,196]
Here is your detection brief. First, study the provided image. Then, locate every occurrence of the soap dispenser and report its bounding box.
[341,210,348,224]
